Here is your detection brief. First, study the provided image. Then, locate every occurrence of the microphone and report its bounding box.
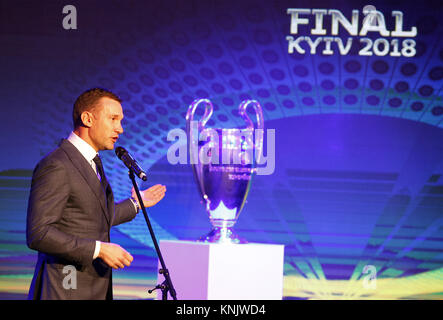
[115,146,147,181]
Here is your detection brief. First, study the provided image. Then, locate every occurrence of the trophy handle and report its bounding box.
[238,100,264,167]
[186,99,214,210]
[186,98,213,131]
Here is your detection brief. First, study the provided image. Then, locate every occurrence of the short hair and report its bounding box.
[72,88,121,128]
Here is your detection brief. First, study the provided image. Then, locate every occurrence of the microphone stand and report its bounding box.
[128,169,177,300]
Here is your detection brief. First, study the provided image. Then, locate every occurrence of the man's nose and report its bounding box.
[116,123,124,134]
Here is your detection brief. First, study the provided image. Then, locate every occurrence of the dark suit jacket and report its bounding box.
[26,139,137,300]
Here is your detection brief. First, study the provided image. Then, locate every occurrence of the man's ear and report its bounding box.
[80,111,94,128]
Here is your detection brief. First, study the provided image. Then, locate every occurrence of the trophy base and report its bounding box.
[198,227,247,244]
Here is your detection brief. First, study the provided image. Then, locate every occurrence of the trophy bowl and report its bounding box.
[186,99,264,244]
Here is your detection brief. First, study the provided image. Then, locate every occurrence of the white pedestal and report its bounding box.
[158,240,284,300]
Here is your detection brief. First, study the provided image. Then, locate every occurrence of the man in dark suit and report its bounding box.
[26,88,166,299]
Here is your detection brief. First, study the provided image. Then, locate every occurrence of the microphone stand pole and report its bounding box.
[128,169,177,300]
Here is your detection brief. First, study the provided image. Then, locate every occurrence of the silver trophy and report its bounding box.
[186,99,264,244]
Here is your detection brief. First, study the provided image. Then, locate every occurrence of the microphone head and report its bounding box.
[115,146,127,159]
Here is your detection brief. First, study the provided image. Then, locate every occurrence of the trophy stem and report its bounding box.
[198,226,247,244]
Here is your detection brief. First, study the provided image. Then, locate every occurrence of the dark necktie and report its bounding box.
[93,155,113,221]
[93,154,109,193]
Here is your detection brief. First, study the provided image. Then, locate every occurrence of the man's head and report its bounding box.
[72,88,124,151]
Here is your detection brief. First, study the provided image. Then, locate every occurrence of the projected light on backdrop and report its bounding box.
[0,0,442,299]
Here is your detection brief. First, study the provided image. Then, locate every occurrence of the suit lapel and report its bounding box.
[59,139,111,226]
